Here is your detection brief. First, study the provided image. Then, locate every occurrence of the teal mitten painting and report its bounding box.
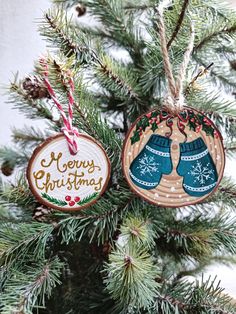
[177,138,218,197]
[129,135,173,190]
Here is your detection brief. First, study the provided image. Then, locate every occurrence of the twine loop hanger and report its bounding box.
[157,0,195,114]
[40,58,79,155]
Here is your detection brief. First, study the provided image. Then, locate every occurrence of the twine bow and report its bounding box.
[157,0,195,114]
[40,59,79,155]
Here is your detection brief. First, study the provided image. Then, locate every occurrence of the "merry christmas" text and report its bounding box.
[33,152,103,192]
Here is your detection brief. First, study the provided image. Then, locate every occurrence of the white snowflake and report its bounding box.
[137,153,159,177]
[188,160,214,185]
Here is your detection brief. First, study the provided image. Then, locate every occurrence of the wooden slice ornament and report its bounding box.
[26,58,110,211]
[122,2,225,208]
[27,133,110,211]
[122,107,225,207]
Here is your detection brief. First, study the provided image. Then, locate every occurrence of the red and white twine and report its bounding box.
[40,59,79,155]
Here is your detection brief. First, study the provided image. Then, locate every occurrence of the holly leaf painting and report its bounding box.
[131,131,140,145]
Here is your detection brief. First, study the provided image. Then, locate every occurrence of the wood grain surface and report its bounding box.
[123,110,225,207]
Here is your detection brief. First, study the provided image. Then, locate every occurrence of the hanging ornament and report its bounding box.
[122,1,225,207]
[27,133,110,211]
[27,59,110,211]
[122,107,225,207]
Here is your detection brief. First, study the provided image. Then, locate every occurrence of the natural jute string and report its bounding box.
[157,0,195,113]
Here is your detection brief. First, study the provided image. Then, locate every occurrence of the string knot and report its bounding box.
[61,126,79,155]
[163,94,186,115]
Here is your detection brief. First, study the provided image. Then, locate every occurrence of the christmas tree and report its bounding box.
[1,0,236,313]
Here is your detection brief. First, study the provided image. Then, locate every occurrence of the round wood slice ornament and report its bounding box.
[122,107,225,207]
[27,133,110,211]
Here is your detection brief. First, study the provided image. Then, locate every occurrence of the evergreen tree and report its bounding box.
[1,0,236,313]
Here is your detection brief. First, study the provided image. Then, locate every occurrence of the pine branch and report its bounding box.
[120,214,156,249]
[36,55,78,94]
[12,126,50,149]
[192,52,236,95]
[0,222,54,263]
[40,10,141,104]
[195,24,236,51]
[8,79,60,127]
[0,258,63,314]
[0,146,29,169]
[103,244,159,311]
[43,12,86,59]
[74,24,114,42]
[86,0,144,59]
[205,178,236,209]
[53,0,78,7]
[0,177,36,210]
[156,213,236,260]
[154,276,236,314]
[225,141,236,157]
[94,54,140,101]
[35,56,105,141]
[210,68,236,93]
[73,84,123,167]
[124,4,153,11]
[57,188,133,245]
[167,0,190,49]
[73,102,100,140]
[186,89,236,137]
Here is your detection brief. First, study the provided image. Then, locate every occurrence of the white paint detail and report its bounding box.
[181,148,209,161]
[146,145,170,157]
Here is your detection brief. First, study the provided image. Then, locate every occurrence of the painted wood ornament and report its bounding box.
[27,133,110,211]
[27,59,110,211]
[122,108,225,207]
[122,1,225,207]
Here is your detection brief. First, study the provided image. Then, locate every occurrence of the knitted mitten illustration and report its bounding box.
[129,134,173,190]
[177,137,218,197]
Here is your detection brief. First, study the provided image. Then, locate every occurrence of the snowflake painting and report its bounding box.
[137,153,159,177]
[188,160,214,185]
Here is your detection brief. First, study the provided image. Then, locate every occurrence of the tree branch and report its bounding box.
[97,61,140,100]
[44,12,140,101]
[62,195,133,220]
[195,25,236,50]
[167,0,190,50]
[218,187,236,198]
[158,294,233,314]
[45,13,85,57]
[124,4,153,11]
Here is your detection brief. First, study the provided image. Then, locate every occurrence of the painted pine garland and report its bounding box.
[41,193,67,206]
[41,192,99,208]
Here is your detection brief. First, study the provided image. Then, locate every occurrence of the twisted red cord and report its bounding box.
[40,58,79,155]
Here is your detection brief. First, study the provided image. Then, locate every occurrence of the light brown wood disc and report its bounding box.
[122,108,225,207]
[27,133,111,211]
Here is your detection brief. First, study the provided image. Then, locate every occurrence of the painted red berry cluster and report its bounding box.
[65,195,81,206]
